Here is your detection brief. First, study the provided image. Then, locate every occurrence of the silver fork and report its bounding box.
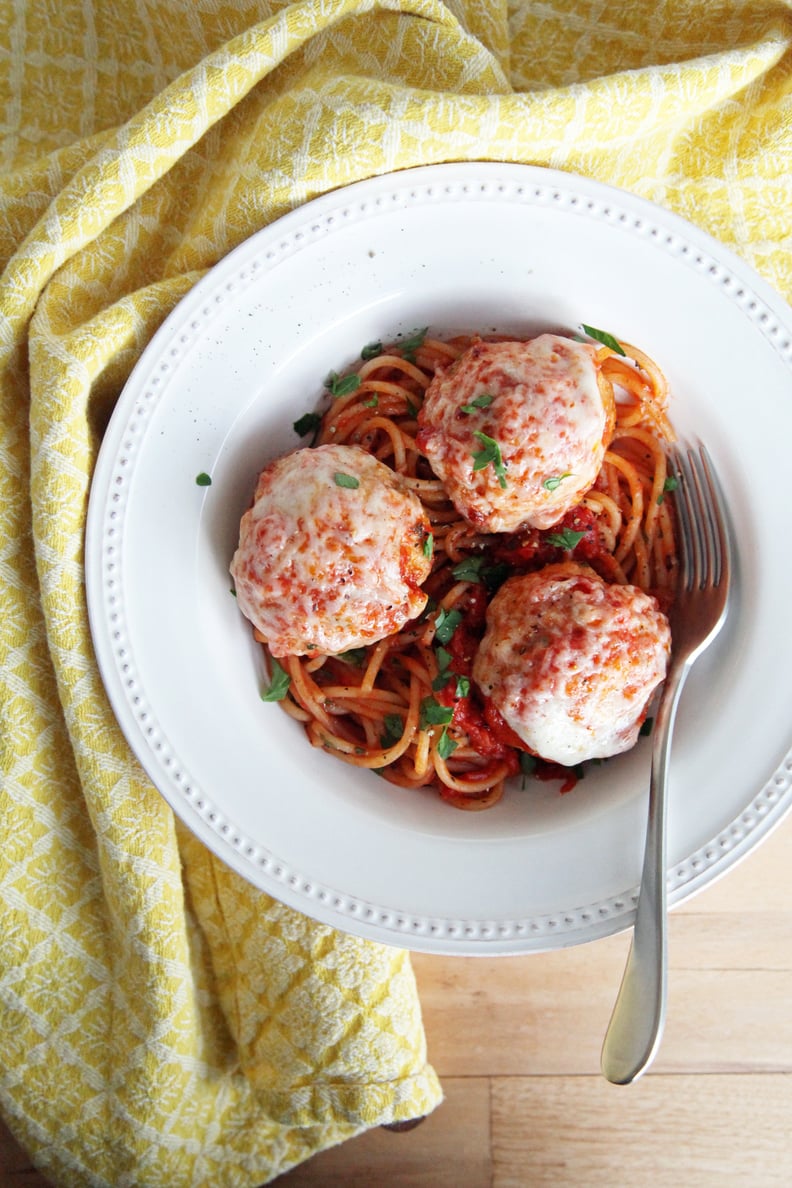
[600,442,733,1085]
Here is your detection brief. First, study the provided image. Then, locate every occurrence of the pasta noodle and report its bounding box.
[258,329,677,809]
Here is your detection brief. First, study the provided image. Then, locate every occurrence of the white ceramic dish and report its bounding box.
[86,162,792,954]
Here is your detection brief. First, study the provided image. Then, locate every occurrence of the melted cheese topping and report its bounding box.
[472,563,670,765]
[230,444,432,656]
[416,335,614,532]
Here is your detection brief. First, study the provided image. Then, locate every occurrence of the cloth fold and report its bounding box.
[2,2,792,1184]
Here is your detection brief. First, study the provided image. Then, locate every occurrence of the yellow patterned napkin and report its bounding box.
[2,2,791,1184]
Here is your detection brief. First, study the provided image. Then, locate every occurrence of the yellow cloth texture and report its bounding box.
[1,0,792,1183]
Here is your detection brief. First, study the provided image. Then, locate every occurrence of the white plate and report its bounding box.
[87,163,792,955]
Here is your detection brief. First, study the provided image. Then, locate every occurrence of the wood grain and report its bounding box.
[3,810,791,1187]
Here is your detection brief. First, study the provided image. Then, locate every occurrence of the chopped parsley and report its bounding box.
[420,696,454,729]
[338,647,367,666]
[436,728,458,759]
[452,555,486,582]
[324,371,361,398]
[381,713,404,746]
[363,393,379,409]
[545,528,586,550]
[261,658,291,702]
[431,646,453,691]
[451,554,508,591]
[293,412,322,438]
[542,472,571,492]
[195,472,212,486]
[423,532,434,558]
[581,323,626,356]
[519,751,538,788]
[657,474,679,505]
[398,327,428,361]
[434,606,462,645]
[361,340,383,360]
[471,431,508,489]
[461,393,494,414]
[333,472,360,489]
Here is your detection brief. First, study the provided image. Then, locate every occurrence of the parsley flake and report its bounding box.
[261,658,291,702]
[333,472,360,489]
[420,696,454,729]
[431,646,453,691]
[581,323,626,356]
[452,555,486,582]
[451,555,508,591]
[293,411,322,438]
[361,340,383,360]
[436,728,458,759]
[398,327,428,362]
[434,606,462,645]
[657,474,679,505]
[461,393,494,414]
[195,472,212,486]
[324,371,361,398]
[338,647,367,666]
[381,713,404,746]
[519,751,538,788]
[423,532,434,559]
[471,431,508,489]
[543,473,571,492]
[545,528,586,550]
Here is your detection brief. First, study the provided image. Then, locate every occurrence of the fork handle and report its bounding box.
[600,658,691,1084]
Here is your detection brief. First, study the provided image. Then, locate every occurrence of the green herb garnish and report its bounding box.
[261,658,291,702]
[461,393,494,414]
[363,393,379,409]
[542,472,571,492]
[420,696,454,729]
[338,647,367,666]
[455,675,470,699]
[195,472,212,486]
[333,472,360,489]
[519,751,538,788]
[657,474,679,505]
[381,713,404,746]
[325,371,361,398]
[431,646,453,691]
[451,554,508,590]
[452,556,485,582]
[471,431,508,489]
[434,606,462,645]
[581,324,626,356]
[436,728,458,759]
[545,528,586,550]
[361,340,383,361]
[482,562,509,592]
[398,327,429,361]
[423,532,434,558]
[293,411,322,437]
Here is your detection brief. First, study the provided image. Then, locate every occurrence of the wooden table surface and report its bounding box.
[3,806,792,1187]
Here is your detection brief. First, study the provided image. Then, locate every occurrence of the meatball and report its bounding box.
[230,443,432,656]
[416,334,615,533]
[472,563,671,766]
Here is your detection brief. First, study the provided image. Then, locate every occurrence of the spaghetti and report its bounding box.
[257,328,677,809]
